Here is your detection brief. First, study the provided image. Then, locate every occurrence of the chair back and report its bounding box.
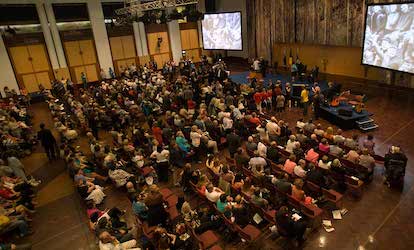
[306,181,322,194]
[287,195,301,209]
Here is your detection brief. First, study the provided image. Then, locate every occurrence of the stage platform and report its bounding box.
[319,103,372,130]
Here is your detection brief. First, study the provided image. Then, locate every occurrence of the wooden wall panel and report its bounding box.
[36,72,51,89]
[121,36,136,57]
[64,41,83,66]
[109,37,124,60]
[85,65,98,82]
[9,47,32,74]
[27,45,49,72]
[180,30,190,50]
[327,0,348,46]
[79,40,97,65]
[139,55,151,66]
[188,29,199,49]
[250,0,375,60]
[349,0,364,47]
[21,74,38,93]
[73,66,85,83]
[153,53,170,69]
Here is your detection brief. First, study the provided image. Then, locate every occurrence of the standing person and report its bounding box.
[226,129,241,158]
[81,72,87,89]
[37,123,57,160]
[88,112,100,140]
[312,87,323,120]
[150,146,170,183]
[285,83,292,108]
[300,86,309,116]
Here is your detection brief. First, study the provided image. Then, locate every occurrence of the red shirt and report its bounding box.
[187,100,196,109]
[283,160,296,174]
[253,92,263,104]
[152,126,163,145]
[249,117,261,126]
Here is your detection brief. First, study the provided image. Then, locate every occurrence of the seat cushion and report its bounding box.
[198,230,219,249]
[242,225,261,241]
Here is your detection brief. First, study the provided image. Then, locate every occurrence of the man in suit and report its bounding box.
[37,123,57,160]
[226,129,241,158]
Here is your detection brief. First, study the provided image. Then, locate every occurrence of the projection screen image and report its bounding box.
[202,12,242,50]
[362,3,414,74]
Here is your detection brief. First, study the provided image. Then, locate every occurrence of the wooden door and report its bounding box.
[64,41,83,66]
[121,36,136,58]
[9,46,33,74]
[27,45,49,72]
[8,44,53,93]
[84,65,98,82]
[109,37,124,60]
[21,74,38,93]
[79,40,96,65]
[36,72,52,89]
[73,66,86,84]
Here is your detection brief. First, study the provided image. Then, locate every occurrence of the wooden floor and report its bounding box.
[22,68,414,250]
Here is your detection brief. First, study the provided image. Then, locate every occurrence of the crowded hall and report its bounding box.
[0,0,413,249]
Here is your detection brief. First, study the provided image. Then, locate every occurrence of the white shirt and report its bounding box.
[151,150,170,163]
[294,165,307,177]
[253,60,260,71]
[285,140,296,153]
[318,160,331,170]
[257,142,267,158]
[222,117,233,130]
[205,189,222,203]
[190,132,202,147]
[266,122,280,136]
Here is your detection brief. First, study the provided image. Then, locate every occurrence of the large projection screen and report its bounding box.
[362,3,414,74]
[201,12,242,50]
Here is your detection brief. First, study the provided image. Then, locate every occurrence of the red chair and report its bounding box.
[160,188,173,200]
[300,203,323,231]
[165,194,178,208]
[322,188,343,208]
[234,223,262,242]
[189,226,220,250]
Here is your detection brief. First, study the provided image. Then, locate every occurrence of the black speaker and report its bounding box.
[338,108,353,117]
[205,0,216,12]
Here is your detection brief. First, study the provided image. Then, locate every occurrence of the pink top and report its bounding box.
[319,143,330,153]
[283,159,297,174]
[306,149,319,164]
[87,208,104,218]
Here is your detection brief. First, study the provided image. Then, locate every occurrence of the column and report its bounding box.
[167,20,182,63]
[138,22,149,56]
[133,21,143,57]
[0,35,19,95]
[44,2,67,68]
[197,0,205,49]
[87,0,114,75]
[36,2,59,70]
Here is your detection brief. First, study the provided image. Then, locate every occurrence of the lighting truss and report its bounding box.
[116,0,199,15]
